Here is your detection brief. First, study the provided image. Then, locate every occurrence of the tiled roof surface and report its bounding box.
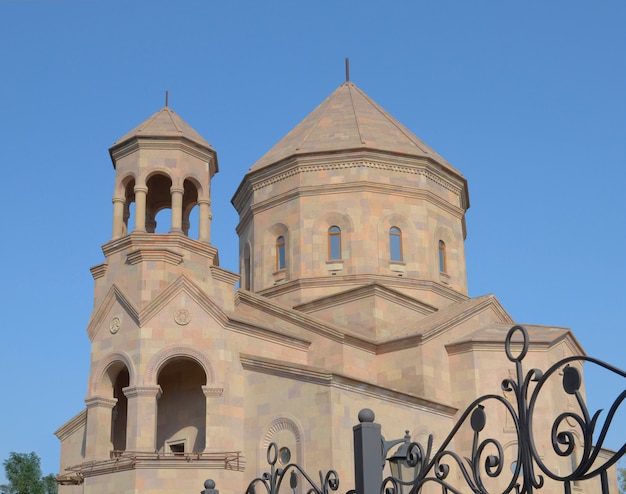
[251,81,459,174]
[112,106,213,150]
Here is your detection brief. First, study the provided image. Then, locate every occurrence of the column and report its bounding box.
[170,186,184,233]
[202,385,223,451]
[123,385,161,451]
[112,197,125,240]
[133,185,148,232]
[84,396,117,459]
[198,199,211,243]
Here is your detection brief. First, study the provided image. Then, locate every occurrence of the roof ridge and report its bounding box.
[353,85,428,154]
[164,107,183,134]
[347,83,365,145]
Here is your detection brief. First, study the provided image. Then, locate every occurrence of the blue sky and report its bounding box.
[0,0,624,482]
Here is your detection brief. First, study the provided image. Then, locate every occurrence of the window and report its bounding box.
[244,246,251,290]
[438,240,447,273]
[276,236,286,271]
[328,226,341,260]
[390,227,402,262]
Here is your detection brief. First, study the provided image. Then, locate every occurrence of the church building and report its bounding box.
[55,79,602,493]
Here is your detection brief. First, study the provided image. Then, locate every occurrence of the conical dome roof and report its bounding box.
[251,82,460,175]
[111,106,213,151]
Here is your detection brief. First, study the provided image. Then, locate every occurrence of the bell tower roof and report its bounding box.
[250,81,460,175]
[111,106,214,155]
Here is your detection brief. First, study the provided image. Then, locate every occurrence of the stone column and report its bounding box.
[198,199,212,243]
[133,185,148,233]
[112,197,125,240]
[124,385,161,451]
[202,385,224,451]
[84,396,117,459]
[170,186,184,233]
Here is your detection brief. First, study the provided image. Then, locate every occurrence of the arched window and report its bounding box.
[328,226,341,260]
[390,227,402,262]
[276,236,286,271]
[438,240,447,273]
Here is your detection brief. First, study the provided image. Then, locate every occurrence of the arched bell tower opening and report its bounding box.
[156,358,207,454]
[146,173,173,234]
[111,368,129,452]
[182,178,201,239]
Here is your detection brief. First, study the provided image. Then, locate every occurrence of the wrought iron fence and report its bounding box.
[203,324,625,494]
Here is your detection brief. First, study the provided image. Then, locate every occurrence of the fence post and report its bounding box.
[353,409,382,494]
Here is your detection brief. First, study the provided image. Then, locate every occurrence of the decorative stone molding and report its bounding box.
[85,396,118,409]
[109,315,122,334]
[202,386,223,397]
[174,308,191,326]
[145,345,216,385]
[261,416,302,449]
[90,263,108,280]
[123,385,162,399]
[89,351,136,395]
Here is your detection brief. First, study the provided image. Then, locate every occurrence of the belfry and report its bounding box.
[56,80,596,493]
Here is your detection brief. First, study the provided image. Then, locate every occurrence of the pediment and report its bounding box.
[87,275,228,340]
[293,283,437,341]
[378,294,514,352]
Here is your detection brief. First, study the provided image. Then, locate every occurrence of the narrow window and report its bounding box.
[244,246,251,290]
[390,227,402,262]
[276,236,286,271]
[438,240,447,273]
[328,226,341,260]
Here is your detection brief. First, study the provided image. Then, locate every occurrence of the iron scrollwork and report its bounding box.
[245,442,340,494]
[381,325,625,493]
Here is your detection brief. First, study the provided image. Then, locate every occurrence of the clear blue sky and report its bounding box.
[0,0,624,482]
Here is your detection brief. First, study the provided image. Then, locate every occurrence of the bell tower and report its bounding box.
[65,105,242,492]
[109,105,217,241]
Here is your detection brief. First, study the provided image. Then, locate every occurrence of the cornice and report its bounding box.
[110,137,217,174]
[101,232,218,262]
[90,263,107,280]
[233,149,468,211]
[210,265,239,285]
[54,409,87,441]
[127,248,183,266]
[226,313,311,351]
[247,181,465,223]
[240,354,457,417]
[86,284,140,341]
[257,275,469,305]
[235,290,345,342]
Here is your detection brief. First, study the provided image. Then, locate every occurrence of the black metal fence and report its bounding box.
[204,325,625,494]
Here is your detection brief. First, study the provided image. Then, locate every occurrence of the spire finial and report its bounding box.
[345,58,350,82]
[165,90,169,107]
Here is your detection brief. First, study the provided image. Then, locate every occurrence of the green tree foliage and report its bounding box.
[619,461,626,494]
[0,452,57,494]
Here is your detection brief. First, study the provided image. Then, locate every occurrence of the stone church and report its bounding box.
[55,79,608,493]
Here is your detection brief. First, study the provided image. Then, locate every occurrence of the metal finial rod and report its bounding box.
[345,58,350,82]
[165,90,168,107]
